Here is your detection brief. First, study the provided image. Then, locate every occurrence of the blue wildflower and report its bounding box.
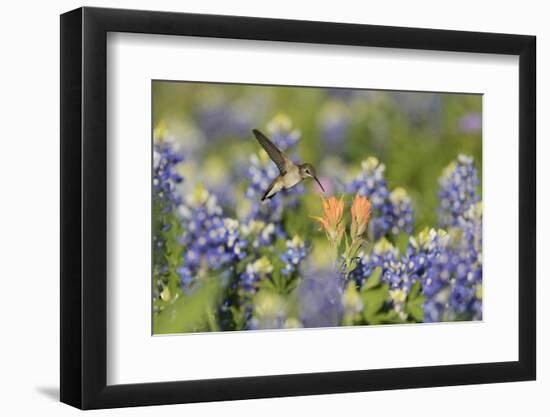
[280,236,307,276]
[244,153,285,224]
[348,157,414,239]
[458,112,482,133]
[249,290,287,330]
[349,238,400,289]
[177,185,246,292]
[240,220,277,249]
[298,266,344,328]
[406,228,450,295]
[390,92,442,127]
[238,257,274,324]
[319,103,349,150]
[152,139,184,304]
[388,187,414,236]
[438,154,480,228]
[195,98,252,141]
[153,141,184,214]
[417,203,482,322]
[266,114,301,150]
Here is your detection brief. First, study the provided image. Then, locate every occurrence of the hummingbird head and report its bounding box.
[300,163,325,193]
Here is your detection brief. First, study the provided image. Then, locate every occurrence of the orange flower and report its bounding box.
[350,194,371,239]
[311,196,345,246]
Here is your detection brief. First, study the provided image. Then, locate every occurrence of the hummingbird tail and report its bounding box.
[261,191,272,201]
[261,178,278,201]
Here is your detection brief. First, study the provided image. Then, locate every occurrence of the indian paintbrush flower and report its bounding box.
[342,194,372,276]
[311,196,345,247]
[350,194,372,240]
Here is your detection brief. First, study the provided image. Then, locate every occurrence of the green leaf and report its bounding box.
[362,283,389,323]
[230,306,246,330]
[405,280,425,322]
[405,296,425,322]
[285,278,299,294]
[395,232,409,255]
[408,279,422,300]
[367,309,406,325]
[271,269,284,292]
[235,254,255,274]
[376,310,407,324]
[259,278,277,292]
[362,266,382,291]
[153,277,222,334]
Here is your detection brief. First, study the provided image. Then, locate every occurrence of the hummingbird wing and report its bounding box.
[252,129,292,175]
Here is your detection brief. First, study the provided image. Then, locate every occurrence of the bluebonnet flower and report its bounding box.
[349,238,399,289]
[375,244,409,291]
[249,290,287,330]
[266,114,301,150]
[402,223,481,322]
[324,88,378,103]
[415,202,482,322]
[349,157,389,208]
[280,236,307,276]
[298,266,344,328]
[448,284,476,314]
[177,185,247,292]
[388,187,414,236]
[347,254,372,290]
[447,202,483,320]
[348,157,414,239]
[403,228,452,322]
[406,228,450,296]
[390,92,442,127]
[200,155,240,208]
[458,112,482,133]
[388,287,408,321]
[427,155,483,320]
[240,220,277,249]
[153,141,184,214]
[240,257,273,294]
[244,153,285,224]
[152,139,184,304]
[238,257,274,324]
[350,228,475,323]
[349,238,413,319]
[195,98,252,141]
[319,103,349,150]
[324,88,356,101]
[438,154,480,228]
[458,202,483,284]
[222,219,283,328]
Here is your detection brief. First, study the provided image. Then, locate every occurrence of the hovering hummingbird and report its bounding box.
[252,129,325,201]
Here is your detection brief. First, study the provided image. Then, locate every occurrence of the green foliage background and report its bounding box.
[152,81,482,334]
[153,82,482,229]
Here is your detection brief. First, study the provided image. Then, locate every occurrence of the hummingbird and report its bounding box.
[252,129,325,201]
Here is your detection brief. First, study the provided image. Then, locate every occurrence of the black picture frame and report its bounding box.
[60,6,536,410]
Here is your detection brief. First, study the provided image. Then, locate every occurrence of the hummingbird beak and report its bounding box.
[314,176,325,193]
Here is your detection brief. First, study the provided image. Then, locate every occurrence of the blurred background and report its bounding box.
[152,81,482,333]
[153,81,482,229]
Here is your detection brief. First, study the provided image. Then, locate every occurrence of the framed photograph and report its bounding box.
[60,6,536,409]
